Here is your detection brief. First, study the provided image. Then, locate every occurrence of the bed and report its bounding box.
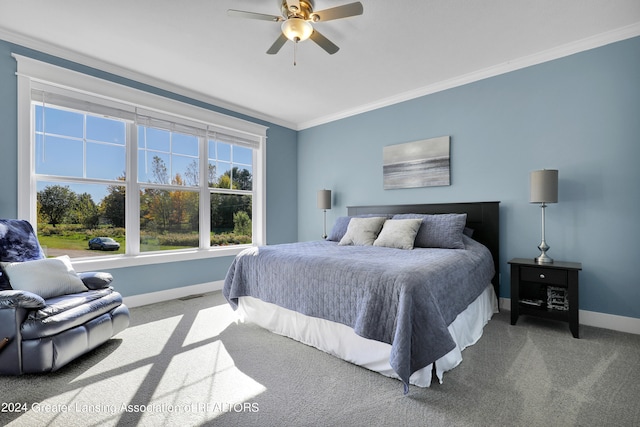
[223,202,500,393]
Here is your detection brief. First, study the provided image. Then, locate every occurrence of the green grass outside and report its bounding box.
[38,234,126,255]
[38,231,251,255]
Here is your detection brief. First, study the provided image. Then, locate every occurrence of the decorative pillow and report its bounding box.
[0,255,88,300]
[338,217,387,246]
[327,214,393,242]
[0,219,46,290]
[463,226,475,238]
[373,219,423,250]
[392,213,467,249]
[327,216,352,241]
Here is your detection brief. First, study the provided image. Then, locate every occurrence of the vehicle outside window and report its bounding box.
[88,237,121,251]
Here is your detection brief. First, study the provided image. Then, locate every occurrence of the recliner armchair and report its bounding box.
[0,219,130,375]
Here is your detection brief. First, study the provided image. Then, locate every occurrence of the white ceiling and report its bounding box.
[1,1,639,130]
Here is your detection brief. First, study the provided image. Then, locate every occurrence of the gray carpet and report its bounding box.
[1,291,639,427]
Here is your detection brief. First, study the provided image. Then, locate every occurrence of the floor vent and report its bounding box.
[178,294,204,301]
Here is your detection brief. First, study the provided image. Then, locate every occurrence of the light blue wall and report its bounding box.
[0,39,298,297]
[0,42,18,217]
[2,36,639,319]
[298,37,640,320]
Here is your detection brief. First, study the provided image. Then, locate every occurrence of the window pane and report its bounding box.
[206,160,217,187]
[227,146,253,190]
[86,142,126,180]
[139,152,170,184]
[140,188,199,252]
[213,162,231,188]
[181,158,201,187]
[208,140,251,189]
[137,127,145,148]
[35,134,84,177]
[86,115,125,145]
[210,193,252,246]
[35,105,44,133]
[36,181,125,259]
[233,146,252,165]
[35,105,128,181]
[215,142,231,161]
[172,154,198,186]
[140,127,170,151]
[233,166,253,191]
[172,133,198,156]
[43,107,84,138]
[138,126,199,186]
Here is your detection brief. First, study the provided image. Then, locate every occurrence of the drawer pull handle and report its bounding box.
[540,274,545,279]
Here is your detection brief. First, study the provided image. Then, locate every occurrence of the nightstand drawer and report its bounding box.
[520,266,567,286]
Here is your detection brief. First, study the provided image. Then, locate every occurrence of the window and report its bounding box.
[16,55,267,269]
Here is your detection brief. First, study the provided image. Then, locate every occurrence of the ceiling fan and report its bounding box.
[227,0,364,57]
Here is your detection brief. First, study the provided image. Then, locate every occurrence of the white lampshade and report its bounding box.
[317,189,331,210]
[530,170,558,204]
[281,18,313,42]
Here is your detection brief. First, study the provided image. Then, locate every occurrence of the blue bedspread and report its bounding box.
[223,235,494,392]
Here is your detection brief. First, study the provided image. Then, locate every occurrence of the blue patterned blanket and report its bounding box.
[223,235,494,392]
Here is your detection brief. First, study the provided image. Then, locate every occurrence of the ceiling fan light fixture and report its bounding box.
[281,18,313,42]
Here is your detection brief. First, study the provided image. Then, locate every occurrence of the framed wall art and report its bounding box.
[383,136,450,189]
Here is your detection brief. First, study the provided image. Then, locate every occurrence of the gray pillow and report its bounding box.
[338,217,387,246]
[392,213,467,249]
[327,214,392,242]
[373,219,423,250]
[327,216,352,241]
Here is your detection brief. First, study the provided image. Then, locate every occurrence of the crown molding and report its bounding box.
[2,22,639,132]
[297,23,640,130]
[0,27,297,130]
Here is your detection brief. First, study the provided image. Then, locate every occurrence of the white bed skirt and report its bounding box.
[237,284,498,388]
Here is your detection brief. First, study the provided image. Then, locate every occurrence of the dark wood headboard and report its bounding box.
[347,201,500,297]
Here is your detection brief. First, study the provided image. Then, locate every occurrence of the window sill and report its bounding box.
[71,245,249,272]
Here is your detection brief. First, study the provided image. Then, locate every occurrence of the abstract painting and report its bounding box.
[383,136,450,189]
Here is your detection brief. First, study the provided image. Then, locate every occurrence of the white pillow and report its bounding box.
[373,219,423,250]
[338,217,386,246]
[0,255,88,299]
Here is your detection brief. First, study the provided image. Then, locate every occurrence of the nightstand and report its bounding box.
[508,258,582,338]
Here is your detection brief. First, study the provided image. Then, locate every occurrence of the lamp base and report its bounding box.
[322,209,327,240]
[535,253,554,264]
[535,241,553,264]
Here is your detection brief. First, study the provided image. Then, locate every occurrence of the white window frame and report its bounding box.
[14,54,267,271]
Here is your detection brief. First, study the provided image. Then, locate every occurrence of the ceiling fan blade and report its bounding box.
[311,2,363,22]
[227,9,283,22]
[309,30,339,55]
[266,34,288,55]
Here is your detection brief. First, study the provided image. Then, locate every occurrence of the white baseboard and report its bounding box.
[579,310,640,336]
[499,297,640,336]
[123,281,224,308]
[124,290,638,335]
